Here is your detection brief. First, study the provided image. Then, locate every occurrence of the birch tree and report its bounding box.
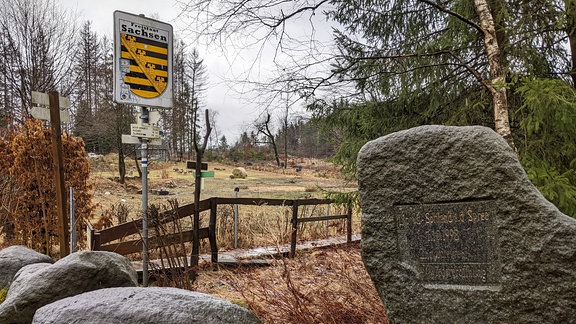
[474,0,513,149]
[178,0,570,151]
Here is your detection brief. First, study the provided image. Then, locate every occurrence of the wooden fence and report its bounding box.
[87,197,352,261]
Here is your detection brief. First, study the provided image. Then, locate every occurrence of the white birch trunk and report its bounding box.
[474,0,516,151]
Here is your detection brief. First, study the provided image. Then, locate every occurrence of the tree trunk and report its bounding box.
[474,0,516,151]
[118,146,126,184]
[135,153,142,178]
[264,114,281,167]
[566,0,576,87]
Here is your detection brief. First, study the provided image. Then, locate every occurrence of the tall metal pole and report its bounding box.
[140,106,149,287]
[326,203,331,239]
[70,187,76,253]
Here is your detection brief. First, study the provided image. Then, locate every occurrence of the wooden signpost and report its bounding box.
[31,90,70,257]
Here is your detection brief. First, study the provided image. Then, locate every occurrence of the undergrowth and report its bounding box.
[193,242,388,324]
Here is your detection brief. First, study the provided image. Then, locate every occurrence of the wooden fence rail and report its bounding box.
[87,197,352,262]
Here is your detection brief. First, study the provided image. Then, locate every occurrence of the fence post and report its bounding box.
[233,187,239,248]
[94,232,101,250]
[87,222,94,250]
[290,200,299,258]
[326,203,331,239]
[347,205,353,243]
[86,222,101,251]
[209,198,218,263]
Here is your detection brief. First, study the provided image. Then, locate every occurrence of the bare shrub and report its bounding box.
[0,120,94,255]
[148,201,196,288]
[194,242,387,324]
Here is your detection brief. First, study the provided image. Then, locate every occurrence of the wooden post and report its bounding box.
[209,198,218,263]
[48,91,69,257]
[347,205,353,243]
[191,109,212,269]
[290,201,298,258]
[87,222,94,250]
[94,232,101,251]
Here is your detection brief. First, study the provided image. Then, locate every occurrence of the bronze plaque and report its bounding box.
[395,201,500,286]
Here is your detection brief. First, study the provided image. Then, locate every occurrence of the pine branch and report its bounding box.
[417,0,483,34]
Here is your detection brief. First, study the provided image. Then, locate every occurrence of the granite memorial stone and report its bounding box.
[358,125,576,323]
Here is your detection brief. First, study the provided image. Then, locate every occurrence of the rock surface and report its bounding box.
[0,245,53,290]
[230,167,248,179]
[357,125,576,323]
[0,251,138,323]
[33,287,261,324]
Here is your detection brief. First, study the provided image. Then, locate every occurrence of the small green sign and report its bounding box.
[193,171,215,178]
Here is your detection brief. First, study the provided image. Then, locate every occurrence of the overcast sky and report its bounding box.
[63,0,279,143]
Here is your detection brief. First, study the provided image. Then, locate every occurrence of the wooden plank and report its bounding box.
[297,214,347,223]
[98,199,212,244]
[213,197,295,206]
[214,197,331,206]
[97,197,333,247]
[98,220,141,244]
[293,198,332,206]
[100,227,209,255]
[187,161,207,170]
[49,91,69,257]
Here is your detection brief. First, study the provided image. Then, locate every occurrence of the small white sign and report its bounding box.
[122,134,162,146]
[131,124,160,138]
[31,91,71,108]
[31,107,71,122]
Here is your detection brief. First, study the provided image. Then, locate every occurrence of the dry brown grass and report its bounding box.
[91,157,381,322]
[192,242,387,324]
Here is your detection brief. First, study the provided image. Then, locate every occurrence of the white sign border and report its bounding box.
[113,10,173,109]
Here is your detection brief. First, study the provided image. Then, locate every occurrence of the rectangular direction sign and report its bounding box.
[31,91,71,108]
[131,124,160,138]
[113,11,173,108]
[31,107,70,123]
[187,161,208,170]
[121,134,162,146]
[193,171,215,178]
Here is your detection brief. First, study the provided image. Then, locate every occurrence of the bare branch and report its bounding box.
[417,0,483,34]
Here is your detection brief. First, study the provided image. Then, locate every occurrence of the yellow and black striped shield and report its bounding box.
[120,33,168,98]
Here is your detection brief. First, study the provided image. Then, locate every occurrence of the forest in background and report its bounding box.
[0,0,575,218]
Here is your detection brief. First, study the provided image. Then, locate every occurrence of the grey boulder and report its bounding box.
[33,287,261,324]
[358,125,576,323]
[0,245,53,290]
[0,251,138,323]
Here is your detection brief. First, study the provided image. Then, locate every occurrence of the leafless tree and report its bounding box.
[175,0,548,150]
[0,0,78,125]
[255,112,281,167]
[167,41,207,160]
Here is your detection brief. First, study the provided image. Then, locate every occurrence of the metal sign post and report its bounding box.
[114,11,173,287]
[70,187,76,253]
[140,107,149,287]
